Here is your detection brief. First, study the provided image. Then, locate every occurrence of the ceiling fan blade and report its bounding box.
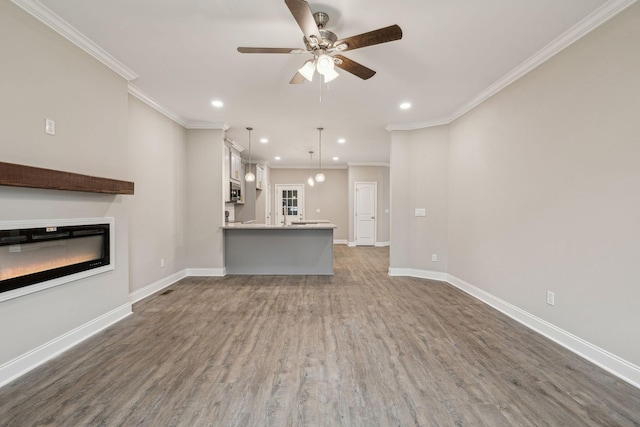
[285,0,322,45]
[333,55,376,80]
[237,47,305,54]
[334,24,403,52]
[290,72,306,84]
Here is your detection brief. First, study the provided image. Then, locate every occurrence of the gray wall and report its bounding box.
[448,3,640,365]
[270,168,348,241]
[390,128,449,272]
[348,166,391,245]
[127,96,188,292]
[0,2,130,363]
[185,129,225,269]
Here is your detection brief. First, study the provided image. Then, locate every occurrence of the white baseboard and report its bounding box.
[0,303,132,388]
[129,270,188,304]
[347,241,356,247]
[388,267,448,281]
[186,268,226,277]
[375,241,390,247]
[333,239,348,245]
[446,274,640,389]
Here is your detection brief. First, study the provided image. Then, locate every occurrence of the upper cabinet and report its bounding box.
[256,164,264,190]
[230,151,242,183]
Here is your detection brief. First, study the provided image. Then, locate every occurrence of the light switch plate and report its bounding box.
[415,208,426,217]
[45,118,55,135]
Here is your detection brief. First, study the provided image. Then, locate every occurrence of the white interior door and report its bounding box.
[276,184,304,225]
[355,182,376,246]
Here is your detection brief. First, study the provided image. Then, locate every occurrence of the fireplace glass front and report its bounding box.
[0,223,110,294]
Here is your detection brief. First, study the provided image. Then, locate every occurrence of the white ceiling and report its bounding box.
[30,0,611,167]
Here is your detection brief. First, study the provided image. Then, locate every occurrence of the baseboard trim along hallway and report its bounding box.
[129,270,188,304]
[446,273,640,389]
[0,303,132,388]
[389,266,640,389]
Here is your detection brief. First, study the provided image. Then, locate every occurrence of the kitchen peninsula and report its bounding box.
[222,222,336,275]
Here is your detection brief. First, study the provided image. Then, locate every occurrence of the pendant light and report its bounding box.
[307,151,315,187]
[315,127,325,183]
[244,127,255,182]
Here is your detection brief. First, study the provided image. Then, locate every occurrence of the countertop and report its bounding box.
[222,222,336,230]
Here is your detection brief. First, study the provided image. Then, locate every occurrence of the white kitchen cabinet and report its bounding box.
[230,151,242,183]
[256,164,264,190]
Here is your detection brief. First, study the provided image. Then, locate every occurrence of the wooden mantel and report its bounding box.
[0,162,134,195]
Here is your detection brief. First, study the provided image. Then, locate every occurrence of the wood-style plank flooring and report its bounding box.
[1,246,640,426]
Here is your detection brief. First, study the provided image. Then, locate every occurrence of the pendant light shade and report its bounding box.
[307,151,315,187]
[244,127,255,182]
[315,127,325,182]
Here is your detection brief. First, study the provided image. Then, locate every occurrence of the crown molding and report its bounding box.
[128,84,188,127]
[387,0,637,131]
[447,0,638,123]
[186,121,229,130]
[269,164,348,170]
[385,117,450,132]
[347,162,390,168]
[11,0,138,81]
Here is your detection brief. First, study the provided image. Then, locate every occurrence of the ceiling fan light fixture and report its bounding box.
[323,67,339,83]
[298,60,315,81]
[316,54,334,75]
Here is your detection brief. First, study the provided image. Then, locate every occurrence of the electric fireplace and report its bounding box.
[0,218,114,300]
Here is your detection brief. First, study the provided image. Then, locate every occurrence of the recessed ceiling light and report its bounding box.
[274,156,281,161]
[337,138,346,144]
[332,156,339,161]
[260,138,268,143]
[400,102,411,110]
[211,100,224,108]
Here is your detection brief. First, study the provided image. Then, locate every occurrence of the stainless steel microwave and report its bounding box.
[229,182,241,203]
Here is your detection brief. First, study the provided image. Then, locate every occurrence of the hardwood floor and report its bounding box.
[1,246,639,426]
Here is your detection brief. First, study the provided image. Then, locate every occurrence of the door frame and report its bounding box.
[275,183,305,225]
[354,181,377,246]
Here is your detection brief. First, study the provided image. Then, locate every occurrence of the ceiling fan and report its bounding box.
[237,0,403,84]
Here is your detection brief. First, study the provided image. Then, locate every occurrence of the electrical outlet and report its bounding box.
[415,208,426,217]
[160,258,165,268]
[546,291,555,306]
[431,254,437,262]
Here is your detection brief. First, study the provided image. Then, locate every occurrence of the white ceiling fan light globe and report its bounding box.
[316,54,335,75]
[245,172,255,182]
[315,172,325,182]
[298,60,315,81]
[323,68,339,83]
